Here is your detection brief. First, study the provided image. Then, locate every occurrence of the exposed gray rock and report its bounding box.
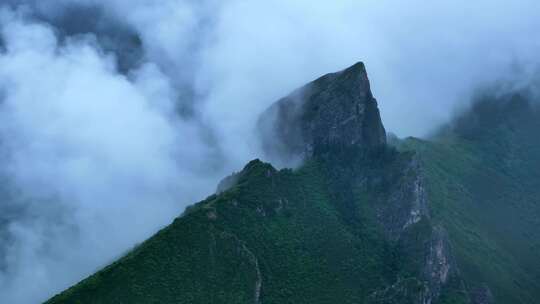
[376,155,431,241]
[422,226,458,301]
[380,143,471,303]
[372,154,462,304]
[258,62,386,164]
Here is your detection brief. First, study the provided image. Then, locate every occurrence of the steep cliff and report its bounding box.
[258,62,386,164]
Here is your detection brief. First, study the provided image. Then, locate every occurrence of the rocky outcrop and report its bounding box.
[422,226,458,301]
[377,155,431,241]
[380,157,459,302]
[258,62,386,164]
[378,157,461,303]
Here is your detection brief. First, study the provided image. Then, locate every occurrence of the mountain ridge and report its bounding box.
[45,63,540,304]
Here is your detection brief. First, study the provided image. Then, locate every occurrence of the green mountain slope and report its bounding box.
[48,150,457,304]
[399,92,540,303]
[46,65,540,304]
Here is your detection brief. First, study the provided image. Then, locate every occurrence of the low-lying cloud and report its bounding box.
[0,6,221,303]
[0,1,539,303]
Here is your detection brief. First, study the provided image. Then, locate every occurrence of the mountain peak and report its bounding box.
[258,61,386,163]
[340,61,368,76]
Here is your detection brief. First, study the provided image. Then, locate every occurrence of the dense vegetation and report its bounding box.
[47,148,417,303]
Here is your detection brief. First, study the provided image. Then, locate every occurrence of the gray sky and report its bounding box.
[0,1,539,303]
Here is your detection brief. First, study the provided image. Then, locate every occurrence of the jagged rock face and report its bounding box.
[422,226,457,301]
[376,155,431,241]
[367,155,461,304]
[258,62,386,163]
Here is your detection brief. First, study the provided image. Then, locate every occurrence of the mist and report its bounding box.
[0,1,539,303]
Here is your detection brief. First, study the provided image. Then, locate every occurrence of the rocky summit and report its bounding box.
[46,63,540,304]
[258,62,386,163]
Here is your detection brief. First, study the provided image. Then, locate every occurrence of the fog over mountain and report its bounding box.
[0,1,539,303]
